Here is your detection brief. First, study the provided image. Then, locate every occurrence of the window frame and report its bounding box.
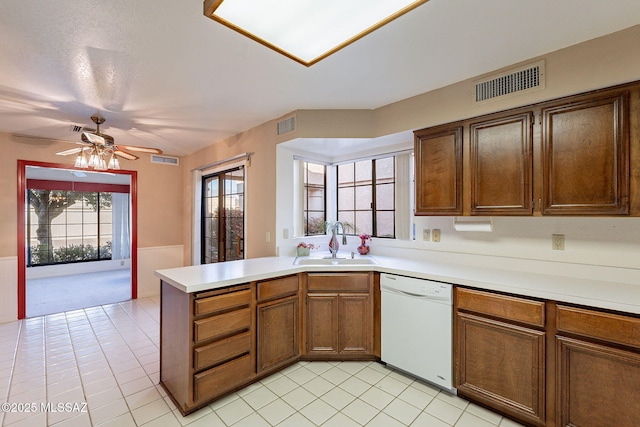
[26,189,114,266]
[201,166,246,264]
[336,156,396,238]
[303,161,327,236]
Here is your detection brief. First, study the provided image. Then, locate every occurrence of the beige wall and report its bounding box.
[373,24,640,136]
[0,132,184,321]
[1,132,184,254]
[181,117,283,264]
[281,25,640,140]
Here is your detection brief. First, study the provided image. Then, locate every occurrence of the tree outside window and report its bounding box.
[27,190,113,265]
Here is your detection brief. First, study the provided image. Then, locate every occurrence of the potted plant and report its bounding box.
[296,242,316,256]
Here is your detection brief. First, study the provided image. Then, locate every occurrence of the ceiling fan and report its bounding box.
[56,114,163,170]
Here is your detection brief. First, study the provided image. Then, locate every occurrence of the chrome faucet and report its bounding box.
[328,221,348,258]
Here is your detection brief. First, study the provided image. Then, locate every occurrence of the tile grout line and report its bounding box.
[1,321,23,427]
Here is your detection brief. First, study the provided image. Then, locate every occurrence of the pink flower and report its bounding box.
[297,242,316,249]
[358,233,371,241]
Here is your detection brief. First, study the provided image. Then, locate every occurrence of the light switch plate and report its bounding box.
[552,234,564,250]
[422,229,430,241]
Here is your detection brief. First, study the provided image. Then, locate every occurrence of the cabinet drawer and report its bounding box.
[307,273,371,293]
[257,275,298,302]
[194,331,251,372]
[456,288,545,328]
[194,307,251,343]
[194,354,253,402]
[556,305,640,349]
[194,289,251,316]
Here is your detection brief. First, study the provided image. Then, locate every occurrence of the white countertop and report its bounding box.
[155,255,640,315]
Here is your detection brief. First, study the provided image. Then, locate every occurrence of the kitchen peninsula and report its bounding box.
[156,255,640,426]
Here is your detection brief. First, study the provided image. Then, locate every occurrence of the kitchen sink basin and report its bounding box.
[293,257,377,266]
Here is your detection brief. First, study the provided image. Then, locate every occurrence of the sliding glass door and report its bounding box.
[202,167,245,263]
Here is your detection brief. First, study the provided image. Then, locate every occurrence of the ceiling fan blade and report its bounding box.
[116,145,163,154]
[55,147,84,156]
[114,149,139,161]
[82,131,106,145]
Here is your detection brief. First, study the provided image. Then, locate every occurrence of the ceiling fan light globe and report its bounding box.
[108,156,121,170]
[94,156,108,171]
[74,151,87,168]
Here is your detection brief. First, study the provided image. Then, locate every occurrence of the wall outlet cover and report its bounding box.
[552,234,565,250]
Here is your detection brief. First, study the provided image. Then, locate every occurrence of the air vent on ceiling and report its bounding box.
[474,60,545,103]
[277,117,295,135]
[151,154,179,165]
[69,124,84,133]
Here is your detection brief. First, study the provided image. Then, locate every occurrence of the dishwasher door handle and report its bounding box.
[381,287,432,299]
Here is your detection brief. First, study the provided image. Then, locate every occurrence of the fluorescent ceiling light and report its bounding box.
[204,0,428,66]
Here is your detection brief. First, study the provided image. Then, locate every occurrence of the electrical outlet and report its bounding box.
[422,229,430,241]
[432,229,441,242]
[265,231,271,243]
[552,234,564,250]
[283,228,289,239]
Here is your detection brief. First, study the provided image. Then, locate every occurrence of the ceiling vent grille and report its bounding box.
[277,117,295,135]
[151,154,179,165]
[69,124,84,133]
[474,60,545,103]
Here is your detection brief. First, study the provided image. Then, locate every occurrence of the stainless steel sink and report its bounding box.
[293,257,377,266]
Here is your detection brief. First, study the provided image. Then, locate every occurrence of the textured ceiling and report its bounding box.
[1,0,640,157]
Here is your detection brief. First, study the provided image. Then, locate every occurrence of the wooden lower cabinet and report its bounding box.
[456,288,640,427]
[307,294,339,355]
[257,295,299,373]
[556,336,640,427]
[456,312,546,426]
[455,287,547,426]
[160,281,255,415]
[161,272,376,415]
[555,305,640,427]
[305,272,374,359]
[339,293,371,354]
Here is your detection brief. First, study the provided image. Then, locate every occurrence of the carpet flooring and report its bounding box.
[26,269,131,317]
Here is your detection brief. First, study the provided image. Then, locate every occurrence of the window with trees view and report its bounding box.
[303,162,326,236]
[337,156,395,238]
[202,167,245,263]
[27,190,113,266]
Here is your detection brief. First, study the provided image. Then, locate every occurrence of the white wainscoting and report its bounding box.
[0,257,18,323]
[27,258,132,280]
[137,245,184,297]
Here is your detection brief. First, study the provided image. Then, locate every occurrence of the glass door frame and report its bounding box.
[201,166,245,264]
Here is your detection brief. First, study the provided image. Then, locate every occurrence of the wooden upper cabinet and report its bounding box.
[414,124,463,215]
[470,112,533,215]
[542,90,630,215]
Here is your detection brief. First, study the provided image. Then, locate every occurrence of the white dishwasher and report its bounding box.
[380,273,455,393]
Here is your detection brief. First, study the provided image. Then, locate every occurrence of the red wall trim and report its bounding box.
[26,179,130,194]
[17,161,27,320]
[17,160,138,319]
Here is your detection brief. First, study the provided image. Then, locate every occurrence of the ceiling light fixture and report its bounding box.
[74,147,120,170]
[204,0,428,66]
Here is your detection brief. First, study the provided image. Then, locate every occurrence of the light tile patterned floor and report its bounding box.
[0,297,525,426]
